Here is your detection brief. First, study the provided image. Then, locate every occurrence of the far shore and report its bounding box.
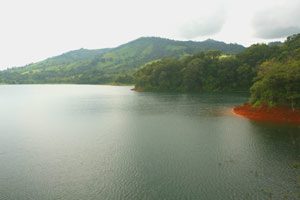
[130,88,146,92]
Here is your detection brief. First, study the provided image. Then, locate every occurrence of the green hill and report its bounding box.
[0,37,245,84]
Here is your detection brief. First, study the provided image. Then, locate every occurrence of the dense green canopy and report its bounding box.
[134,44,279,92]
[249,34,300,108]
[135,34,300,108]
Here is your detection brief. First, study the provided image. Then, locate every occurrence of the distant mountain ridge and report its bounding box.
[0,37,245,84]
[19,48,112,70]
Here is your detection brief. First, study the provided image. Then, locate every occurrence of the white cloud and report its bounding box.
[179,7,226,39]
[252,0,300,39]
[0,0,299,69]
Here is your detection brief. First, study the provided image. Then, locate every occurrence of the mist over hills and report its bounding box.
[0,37,245,84]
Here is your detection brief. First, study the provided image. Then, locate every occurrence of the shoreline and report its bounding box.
[130,88,146,92]
[233,104,300,123]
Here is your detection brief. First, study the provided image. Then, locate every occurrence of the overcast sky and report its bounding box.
[0,0,299,70]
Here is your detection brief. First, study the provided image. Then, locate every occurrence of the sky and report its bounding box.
[0,0,299,70]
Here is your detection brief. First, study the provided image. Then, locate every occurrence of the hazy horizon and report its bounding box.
[1,0,299,70]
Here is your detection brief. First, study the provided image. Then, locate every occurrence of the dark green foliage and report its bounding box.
[135,50,232,92]
[113,74,135,84]
[249,57,300,108]
[134,43,281,92]
[0,37,245,85]
[236,43,280,67]
[135,58,183,91]
[249,33,300,108]
[134,33,300,108]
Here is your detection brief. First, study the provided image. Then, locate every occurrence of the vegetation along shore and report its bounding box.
[1,33,300,123]
[133,34,300,123]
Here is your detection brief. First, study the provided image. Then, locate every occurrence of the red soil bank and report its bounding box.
[233,104,300,123]
[130,88,145,92]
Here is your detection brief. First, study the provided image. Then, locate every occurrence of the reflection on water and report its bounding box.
[0,85,299,200]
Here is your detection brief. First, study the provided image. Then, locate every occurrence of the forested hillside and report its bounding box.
[134,34,300,108]
[134,43,280,92]
[249,34,300,108]
[0,37,245,84]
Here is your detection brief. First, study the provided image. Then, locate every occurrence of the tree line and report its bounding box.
[134,34,300,108]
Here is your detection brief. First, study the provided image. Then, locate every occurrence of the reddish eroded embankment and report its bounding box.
[233,104,300,123]
[130,88,145,92]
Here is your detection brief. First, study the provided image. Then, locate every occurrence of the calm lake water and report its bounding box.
[0,85,300,200]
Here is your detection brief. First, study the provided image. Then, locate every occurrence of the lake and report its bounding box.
[0,85,300,200]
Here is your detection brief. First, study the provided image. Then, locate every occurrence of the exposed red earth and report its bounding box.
[130,88,145,92]
[233,104,300,123]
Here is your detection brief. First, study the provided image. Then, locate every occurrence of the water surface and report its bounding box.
[0,85,300,200]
